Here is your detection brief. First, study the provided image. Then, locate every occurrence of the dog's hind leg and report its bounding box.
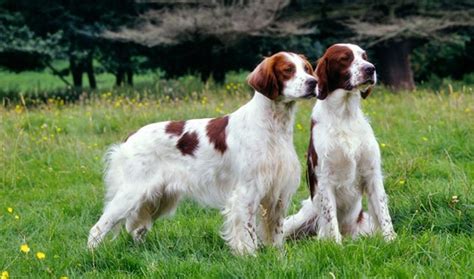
[283,198,318,239]
[125,192,181,244]
[354,211,376,237]
[125,201,154,244]
[87,189,143,249]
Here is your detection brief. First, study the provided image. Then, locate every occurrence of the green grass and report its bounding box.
[1,84,473,278]
[0,69,157,92]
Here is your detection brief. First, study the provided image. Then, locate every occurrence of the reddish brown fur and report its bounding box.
[299,54,315,75]
[165,121,186,137]
[247,52,306,100]
[361,87,372,99]
[206,116,229,154]
[307,119,318,198]
[357,209,364,223]
[361,52,372,99]
[177,131,199,156]
[315,45,354,100]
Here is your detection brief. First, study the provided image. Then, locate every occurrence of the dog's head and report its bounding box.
[315,43,376,100]
[247,52,317,102]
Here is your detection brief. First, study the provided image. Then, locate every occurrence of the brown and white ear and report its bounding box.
[247,58,279,100]
[315,57,329,100]
[299,54,315,75]
[361,87,372,99]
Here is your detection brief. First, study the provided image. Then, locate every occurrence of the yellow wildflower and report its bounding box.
[60,277,68,279]
[56,127,62,133]
[20,244,30,253]
[1,271,9,279]
[36,252,46,260]
[296,123,303,131]
[15,104,24,113]
[422,137,428,142]
[451,195,459,204]
[380,143,386,148]
[15,215,19,220]
[7,207,13,213]
[399,180,405,185]
[465,108,471,113]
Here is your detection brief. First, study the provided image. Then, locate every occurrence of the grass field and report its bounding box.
[1,83,473,278]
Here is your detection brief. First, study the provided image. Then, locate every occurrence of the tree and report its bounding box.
[343,3,474,90]
[0,11,70,86]
[298,0,474,90]
[100,0,317,82]
[1,0,138,89]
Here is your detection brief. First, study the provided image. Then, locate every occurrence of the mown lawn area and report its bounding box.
[1,86,473,278]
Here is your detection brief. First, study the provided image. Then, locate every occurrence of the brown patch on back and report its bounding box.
[165,120,186,137]
[176,131,199,156]
[206,116,229,154]
[316,44,354,100]
[307,119,319,198]
[247,52,296,100]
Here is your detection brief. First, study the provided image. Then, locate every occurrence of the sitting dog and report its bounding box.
[283,44,396,243]
[87,52,317,255]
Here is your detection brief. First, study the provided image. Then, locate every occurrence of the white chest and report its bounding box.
[313,115,374,190]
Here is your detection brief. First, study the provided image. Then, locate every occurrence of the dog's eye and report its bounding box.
[304,65,310,73]
[362,52,368,60]
[339,55,349,61]
[284,67,294,73]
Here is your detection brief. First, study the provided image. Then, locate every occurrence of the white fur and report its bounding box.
[283,53,318,100]
[340,43,378,88]
[87,54,315,255]
[284,44,396,243]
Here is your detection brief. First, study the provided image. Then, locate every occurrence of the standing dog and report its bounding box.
[283,44,396,243]
[88,52,317,255]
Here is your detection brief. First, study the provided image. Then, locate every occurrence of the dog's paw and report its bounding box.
[383,231,397,242]
[231,241,257,257]
[318,227,342,244]
[132,227,148,244]
[87,227,102,249]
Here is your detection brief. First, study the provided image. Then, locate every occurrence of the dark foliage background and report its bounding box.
[1,0,473,94]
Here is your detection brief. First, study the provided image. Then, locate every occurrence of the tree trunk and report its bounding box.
[374,40,415,91]
[116,67,124,86]
[126,68,133,86]
[212,70,225,83]
[200,69,211,82]
[85,53,97,89]
[69,56,83,88]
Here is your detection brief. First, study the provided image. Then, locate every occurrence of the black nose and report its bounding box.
[364,65,375,76]
[305,78,317,89]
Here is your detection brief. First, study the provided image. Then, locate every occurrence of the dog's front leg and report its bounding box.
[260,192,291,249]
[221,187,260,256]
[365,167,396,242]
[314,181,342,243]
